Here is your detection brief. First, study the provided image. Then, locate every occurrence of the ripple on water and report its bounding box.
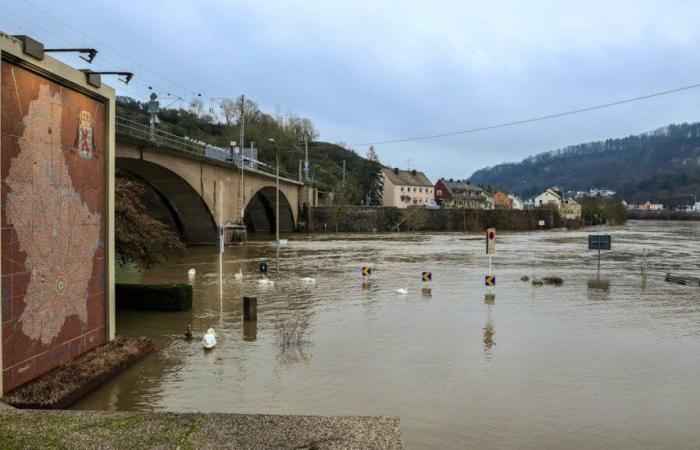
[80,222,700,449]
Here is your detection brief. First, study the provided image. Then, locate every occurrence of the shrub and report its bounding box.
[542,276,564,286]
[277,317,311,348]
[116,283,192,311]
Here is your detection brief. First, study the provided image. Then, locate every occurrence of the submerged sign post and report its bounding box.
[588,234,612,273]
[485,228,496,289]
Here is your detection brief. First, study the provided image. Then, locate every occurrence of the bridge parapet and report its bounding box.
[116,116,206,157]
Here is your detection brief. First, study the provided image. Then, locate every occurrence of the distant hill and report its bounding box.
[469,122,700,204]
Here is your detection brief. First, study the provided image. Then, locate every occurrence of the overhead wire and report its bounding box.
[350,82,700,147]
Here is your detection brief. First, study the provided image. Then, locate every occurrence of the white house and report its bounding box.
[380,167,434,208]
[534,188,562,208]
[509,195,524,210]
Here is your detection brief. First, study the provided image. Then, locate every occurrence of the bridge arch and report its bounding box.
[244,186,295,233]
[116,157,218,245]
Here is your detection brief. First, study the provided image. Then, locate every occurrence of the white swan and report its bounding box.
[202,328,217,349]
[395,288,408,295]
[258,277,275,287]
[234,269,243,281]
[188,268,196,278]
[301,277,316,284]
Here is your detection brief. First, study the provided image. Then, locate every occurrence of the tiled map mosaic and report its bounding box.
[1,61,106,393]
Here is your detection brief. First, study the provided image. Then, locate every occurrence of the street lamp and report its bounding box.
[268,138,280,273]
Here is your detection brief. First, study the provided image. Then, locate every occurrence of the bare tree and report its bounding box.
[219,99,237,126]
[189,98,204,117]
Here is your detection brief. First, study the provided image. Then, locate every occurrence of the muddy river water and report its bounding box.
[74,221,700,449]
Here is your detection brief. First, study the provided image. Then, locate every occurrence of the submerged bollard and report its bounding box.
[243,296,257,321]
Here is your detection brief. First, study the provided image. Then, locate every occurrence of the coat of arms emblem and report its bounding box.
[75,110,96,159]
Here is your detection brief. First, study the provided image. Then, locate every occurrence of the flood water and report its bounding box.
[74,221,700,449]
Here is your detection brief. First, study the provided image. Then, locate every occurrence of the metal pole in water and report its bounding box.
[219,182,224,323]
[276,147,280,274]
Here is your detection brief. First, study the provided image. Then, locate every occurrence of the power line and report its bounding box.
[350,82,700,147]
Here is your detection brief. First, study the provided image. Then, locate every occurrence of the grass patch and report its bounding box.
[2,338,152,409]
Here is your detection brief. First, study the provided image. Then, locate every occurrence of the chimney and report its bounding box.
[411,169,417,176]
[393,167,399,175]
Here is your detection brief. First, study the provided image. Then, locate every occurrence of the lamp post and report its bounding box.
[268,138,280,273]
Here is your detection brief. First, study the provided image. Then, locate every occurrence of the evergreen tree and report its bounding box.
[366,145,380,162]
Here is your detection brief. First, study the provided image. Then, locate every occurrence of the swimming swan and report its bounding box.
[202,328,217,349]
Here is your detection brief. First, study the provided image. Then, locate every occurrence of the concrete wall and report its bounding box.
[0,33,115,394]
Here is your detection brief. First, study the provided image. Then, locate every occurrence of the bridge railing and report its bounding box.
[116,116,207,157]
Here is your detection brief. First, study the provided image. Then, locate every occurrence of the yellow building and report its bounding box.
[561,198,582,220]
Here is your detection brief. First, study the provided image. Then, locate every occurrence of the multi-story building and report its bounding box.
[380,168,434,208]
[510,195,524,210]
[534,188,563,208]
[434,179,490,209]
[560,197,582,220]
[493,191,513,209]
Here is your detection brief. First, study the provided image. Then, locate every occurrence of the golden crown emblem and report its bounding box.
[79,110,92,127]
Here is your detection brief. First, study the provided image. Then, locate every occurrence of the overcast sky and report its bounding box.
[4,0,700,180]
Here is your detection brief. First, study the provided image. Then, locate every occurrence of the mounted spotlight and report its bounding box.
[81,70,134,88]
[45,48,98,63]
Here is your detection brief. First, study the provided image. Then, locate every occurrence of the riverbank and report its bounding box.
[0,409,402,449]
[307,206,579,232]
[627,210,700,221]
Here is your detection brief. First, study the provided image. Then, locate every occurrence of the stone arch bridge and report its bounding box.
[116,117,316,245]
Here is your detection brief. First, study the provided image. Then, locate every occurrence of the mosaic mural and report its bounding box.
[1,61,106,393]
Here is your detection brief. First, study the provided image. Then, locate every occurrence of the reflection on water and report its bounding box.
[242,320,257,342]
[587,277,611,292]
[73,221,700,449]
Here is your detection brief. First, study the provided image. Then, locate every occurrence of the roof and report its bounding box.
[382,167,433,187]
[439,179,485,196]
[538,188,562,199]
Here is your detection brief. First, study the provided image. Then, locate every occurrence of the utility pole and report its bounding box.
[268,138,281,273]
[342,160,346,186]
[304,135,309,182]
[276,145,280,273]
[237,95,245,224]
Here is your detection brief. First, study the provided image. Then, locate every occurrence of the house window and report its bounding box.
[401,187,404,192]
[437,189,442,196]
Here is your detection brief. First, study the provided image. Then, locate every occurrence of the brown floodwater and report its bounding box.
[73,220,700,449]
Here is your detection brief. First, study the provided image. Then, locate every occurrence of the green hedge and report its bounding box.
[116,283,193,311]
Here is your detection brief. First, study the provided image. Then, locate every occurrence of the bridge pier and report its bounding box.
[225,222,248,243]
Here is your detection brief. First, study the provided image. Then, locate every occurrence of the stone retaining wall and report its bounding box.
[308,206,569,232]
